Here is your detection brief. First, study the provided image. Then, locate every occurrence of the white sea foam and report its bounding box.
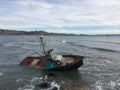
[30,77,44,84]
[50,81,60,90]
[18,84,35,90]
[62,40,66,43]
[108,80,120,89]
[117,82,120,86]
[17,77,39,90]
[16,78,24,83]
[109,81,116,89]
[18,76,60,90]
[94,81,103,90]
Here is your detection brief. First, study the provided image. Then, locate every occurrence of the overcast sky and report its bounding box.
[0,0,120,34]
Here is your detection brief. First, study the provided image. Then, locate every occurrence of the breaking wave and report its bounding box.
[91,47,118,52]
[78,40,120,44]
[108,80,120,90]
[67,42,119,52]
[17,76,60,90]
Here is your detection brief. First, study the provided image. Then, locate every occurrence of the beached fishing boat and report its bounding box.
[20,36,84,70]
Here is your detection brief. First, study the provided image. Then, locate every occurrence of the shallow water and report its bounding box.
[0,35,120,90]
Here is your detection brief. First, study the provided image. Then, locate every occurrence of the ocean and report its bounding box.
[0,35,120,90]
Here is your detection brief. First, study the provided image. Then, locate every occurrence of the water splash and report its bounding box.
[62,40,66,43]
[17,75,60,90]
[108,80,120,90]
[16,78,24,83]
[50,81,60,90]
[94,81,103,90]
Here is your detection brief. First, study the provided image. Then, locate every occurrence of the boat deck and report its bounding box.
[63,57,74,64]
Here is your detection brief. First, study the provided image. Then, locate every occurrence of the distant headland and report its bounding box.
[0,28,120,36]
[0,29,76,36]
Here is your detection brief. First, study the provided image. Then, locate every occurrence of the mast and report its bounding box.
[40,36,47,56]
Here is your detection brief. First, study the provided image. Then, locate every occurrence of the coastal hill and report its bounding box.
[0,28,120,36]
[0,29,75,36]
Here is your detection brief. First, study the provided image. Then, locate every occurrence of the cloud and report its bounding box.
[47,29,120,35]
[0,0,120,34]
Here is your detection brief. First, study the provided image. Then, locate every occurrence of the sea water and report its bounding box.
[0,35,120,90]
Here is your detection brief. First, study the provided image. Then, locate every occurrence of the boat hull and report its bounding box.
[20,55,84,70]
[50,57,83,70]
